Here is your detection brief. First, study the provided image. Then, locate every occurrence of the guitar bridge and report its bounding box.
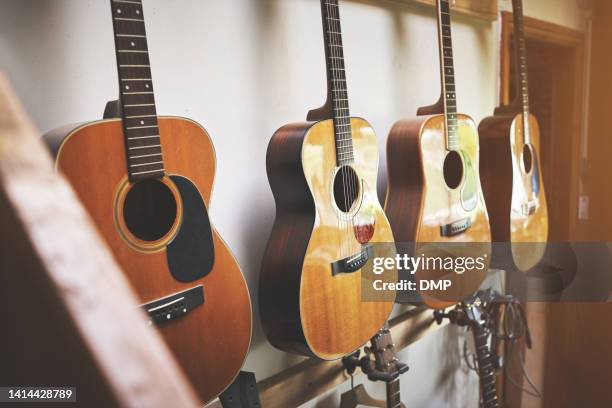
[521,200,536,216]
[141,285,204,326]
[331,245,374,276]
[440,217,472,237]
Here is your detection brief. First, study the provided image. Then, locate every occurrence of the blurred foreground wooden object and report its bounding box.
[0,73,199,408]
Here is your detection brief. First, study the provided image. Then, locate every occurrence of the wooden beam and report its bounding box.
[208,307,446,408]
[364,0,498,21]
[0,72,199,408]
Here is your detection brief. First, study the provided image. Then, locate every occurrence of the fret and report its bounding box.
[131,153,162,159]
[113,0,142,4]
[125,114,156,119]
[128,135,159,141]
[131,168,164,177]
[114,17,144,22]
[129,144,161,151]
[130,161,163,168]
[115,34,146,38]
[126,124,157,130]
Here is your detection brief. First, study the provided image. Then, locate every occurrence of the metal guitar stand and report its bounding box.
[219,371,262,408]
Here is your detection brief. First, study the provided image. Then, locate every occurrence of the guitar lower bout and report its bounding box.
[385,114,492,309]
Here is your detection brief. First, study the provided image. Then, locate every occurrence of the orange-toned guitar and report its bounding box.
[385,0,491,309]
[44,0,251,403]
[259,0,397,360]
[479,0,548,272]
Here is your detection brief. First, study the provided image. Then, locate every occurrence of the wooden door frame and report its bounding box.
[500,12,585,240]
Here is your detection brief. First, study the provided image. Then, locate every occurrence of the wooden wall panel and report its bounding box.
[389,0,498,20]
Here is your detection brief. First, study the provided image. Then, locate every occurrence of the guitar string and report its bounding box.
[325,0,350,257]
[330,0,359,252]
[329,0,357,257]
[322,0,341,254]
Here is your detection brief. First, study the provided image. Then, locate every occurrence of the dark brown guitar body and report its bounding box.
[45,117,252,404]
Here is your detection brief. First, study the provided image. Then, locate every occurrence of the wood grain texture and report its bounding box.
[386,114,491,309]
[479,113,548,272]
[47,117,252,404]
[0,73,199,408]
[261,118,396,360]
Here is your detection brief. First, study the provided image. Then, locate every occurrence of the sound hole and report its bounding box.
[123,179,178,242]
[443,150,464,190]
[333,165,360,213]
[522,143,533,174]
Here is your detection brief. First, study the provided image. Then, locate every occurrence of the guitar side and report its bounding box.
[261,118,396,360]
[45,117,252,404]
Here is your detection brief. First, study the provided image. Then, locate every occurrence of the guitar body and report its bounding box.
[261,118,396,360]
[45,117,252,403]
[479,113,548,272]
[386,114,492,309]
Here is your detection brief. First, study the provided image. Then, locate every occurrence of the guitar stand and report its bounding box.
[219,371,262,408]
[341,340,409,384]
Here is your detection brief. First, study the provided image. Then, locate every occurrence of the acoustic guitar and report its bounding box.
[259,0,397,360]
[385,0,491,309]
[479,0,548,272]
[44,0,252,403]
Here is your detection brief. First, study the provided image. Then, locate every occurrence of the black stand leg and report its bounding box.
[219,371,261,408]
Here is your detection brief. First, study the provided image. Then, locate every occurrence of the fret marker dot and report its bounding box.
[117,9,121,14]
[136,10,141,14]
[125,85,130,90]
[130,41,135,47]
[145,84,150,88]
[140,120,145,125]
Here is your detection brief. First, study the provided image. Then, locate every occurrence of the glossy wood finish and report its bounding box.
[385,114,491,309]
[47,117,252,404]
[479,113,548,272]
[261,118,396,360]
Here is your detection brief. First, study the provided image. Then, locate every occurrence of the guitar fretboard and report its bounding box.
[436,0,459,151]
[110,0,164,182]
[473,325,499,408]
[386,379,401,408]
[321,0,354,166]
[511,0,531,144]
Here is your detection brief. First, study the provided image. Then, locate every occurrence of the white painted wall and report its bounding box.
[0,0,583,406]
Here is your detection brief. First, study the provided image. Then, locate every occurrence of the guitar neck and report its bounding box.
[110,0,165,182]
[386,378,402,408]
[319,0,354,166]
[435,0,459,151]
[511,0,532,143]
[473,325,499,408]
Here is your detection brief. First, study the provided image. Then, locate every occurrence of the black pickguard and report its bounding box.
[167,175,215,282]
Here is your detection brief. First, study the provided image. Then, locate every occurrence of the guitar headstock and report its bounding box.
[461,291,492,330]
[367,327,400,375]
